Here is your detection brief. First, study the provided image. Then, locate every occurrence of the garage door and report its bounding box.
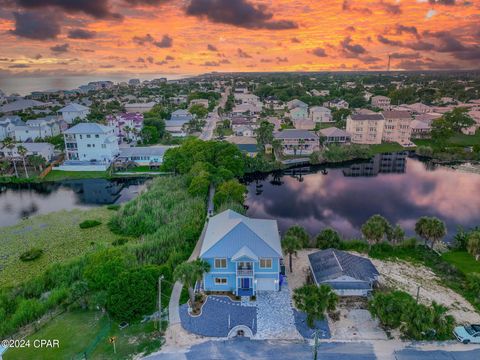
[256,278,276,291]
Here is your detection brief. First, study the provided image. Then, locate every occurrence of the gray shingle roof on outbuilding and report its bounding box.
[308,249,379,284]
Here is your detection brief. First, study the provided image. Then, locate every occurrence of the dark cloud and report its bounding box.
[291,37,301,43]
[428,0,456,5]
[312,47,327,57]
[395,24,419,38]
[379,1,402,14]
[185,0,298,30]
[50,43,69,53]
[123,0,170,5]
[342,0,372,15]
[219,59,231,64]
[14,0,121,19]
[9,11,60,40]
[260,58,272,63]
[276,56,288,63]
[132,33,172,48]
[390,52,421,59]
[237,48,252,58]
[202,61,219,66]
[377,35,402,46]
[345,26,356,32]
[207,44,218,51]
[33,54,42,60]
[154,35,173,48]
[165,55,175,60]
[68,28,96,39]
[146,56,154,63]
[9,63,30,68]
[340,36,366,57]
[99,64,115,68]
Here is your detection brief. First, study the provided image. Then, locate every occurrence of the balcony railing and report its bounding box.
[236,268,253,276]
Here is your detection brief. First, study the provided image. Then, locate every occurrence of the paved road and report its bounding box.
[394,348,480,360]
[199,87,230,141]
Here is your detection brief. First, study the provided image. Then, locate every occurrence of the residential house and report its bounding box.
[289,106,309,122]
[0,142,54,161]
[381,111,412,144]
[234,125,255,137]
[199,209,283,296]
[170,109,193,122]
[116,146,175,166]
[463,110,480,135]
[402,103,432,114]
[0,115,23,140]
[0,89,6,104]
[128,79,141,86]
[319,127,351,145]
[308,249,379,297]
[0,99,48,114]
[125,102,156,113]
[371,96,391,109]
[274,129,320,155]
[227,136,258,157]
[324,99,349,110]
[14,116,61,141]
[232,103,262,115]
[169,95,188,105]
[287,99,308,110]
[311,89,329,97]
[106,112,144,141]
[292,118,315,130]
[60,123,119,171]
[410,119,432,139]
[58,103,90,123]
[346,113,385,145]
[310,106,333,123]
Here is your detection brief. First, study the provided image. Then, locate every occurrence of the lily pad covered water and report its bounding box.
[246,153,480,241]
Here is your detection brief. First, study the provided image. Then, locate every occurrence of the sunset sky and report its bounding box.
[0,0,479,78]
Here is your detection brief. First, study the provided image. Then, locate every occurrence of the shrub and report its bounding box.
[112,238,129,246]
[316,228,341,249]
[285,225,311,248]
[79,220,102,229]
[293,284,338,328]
[369,242,395,258]
[416,145,434,158]
[338,240,369,253]
[19,248,43,262]
[107,204,121,211]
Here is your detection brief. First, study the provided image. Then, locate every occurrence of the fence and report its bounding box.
[72,320,111,360]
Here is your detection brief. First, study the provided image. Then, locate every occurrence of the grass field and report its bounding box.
[442,251,480,275]
[413,132,480,148]
[0,207,129,287]
[4,311,162,360]
[43,170,109,181]
[369,142,406,154]
[4,311,110,360]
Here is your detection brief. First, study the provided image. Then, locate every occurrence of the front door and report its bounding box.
[240,278,250,289]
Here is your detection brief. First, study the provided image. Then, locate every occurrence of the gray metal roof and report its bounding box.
[308,249,379,284]
[274,129,319,140]
[200,210,282,258]
[59,103,89,112]
[320,127,350,137]
[382,111,412,120]
[64,123,113,134]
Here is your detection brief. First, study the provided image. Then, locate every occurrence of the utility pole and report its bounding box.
[387,54,391,72]
[313,329,319,360]
[158,275,164,331]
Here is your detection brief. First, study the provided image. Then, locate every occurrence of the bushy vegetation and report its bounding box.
[19,248,43,262]
[369,290,455,340]
[79,220,102,229]
[293,284,338,328]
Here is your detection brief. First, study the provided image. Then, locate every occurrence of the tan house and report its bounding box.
[381,111,413,144]
[274,130,320,155]
[371,96,391,109]
[346,113,385,144]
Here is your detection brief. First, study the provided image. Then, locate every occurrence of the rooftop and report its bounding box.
[64,122,114,135]
[118,145,176,158]
[59,103,89,112]
[349,113,384,121]
[274,129,319,140]
[382,111,412,120]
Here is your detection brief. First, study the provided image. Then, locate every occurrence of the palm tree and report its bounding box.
[415,217,446,249]
[17,145,29,178]
[173,259,210,307]
[124,126,132,142]
[282,234,302,273]
[293,284,338,328]
[285,225,310,248]
[467,231,480,261]
[361,214,390,246]
[3,137,18,178]
[28,155,46,172]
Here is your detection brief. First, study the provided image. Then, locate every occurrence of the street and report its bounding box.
[198,87,230,141]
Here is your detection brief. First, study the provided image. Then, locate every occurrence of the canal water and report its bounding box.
[245,153,480,241]
[0,178,147,227]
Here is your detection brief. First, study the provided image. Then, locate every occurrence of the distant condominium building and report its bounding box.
[381,111,412,144]
[346,113,385,144]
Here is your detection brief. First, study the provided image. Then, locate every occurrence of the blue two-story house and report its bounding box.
[199,210,283,296]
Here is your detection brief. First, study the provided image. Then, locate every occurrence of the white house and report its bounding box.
[14,116,61,141]
[324,99,349,110]
[310,106,333,123]
[287,99,308,110]
[58,103,90,123]
[59,123,119,171]
[0,142,54,161]
[117,146,175,166]
[0,115,23,140]
[289,106,309,122]
[125,102,156,113]
[190,99,209,108]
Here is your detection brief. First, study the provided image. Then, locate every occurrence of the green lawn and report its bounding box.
[442,251,480,275]
[413,132,480,148]
[369,142,406,154]
[43,170,109,181]
[119,166,163,173]
[4,311,110,360]
[0,207,130,287]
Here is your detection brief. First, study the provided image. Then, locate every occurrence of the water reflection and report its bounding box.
[245,154,480,241]
[0,178,147,227]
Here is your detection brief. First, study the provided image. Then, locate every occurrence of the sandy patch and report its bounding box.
[359,254,480,325]
[286,248,318,291]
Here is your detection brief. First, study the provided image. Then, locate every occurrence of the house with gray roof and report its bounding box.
[0,99,48,113]
[0,115,23,140]
[199,209,283,296]
[117,145,176,166]
[58,103,90,123]
[308,249,379,297]
[274,129,320,155]
[319,127,351,145]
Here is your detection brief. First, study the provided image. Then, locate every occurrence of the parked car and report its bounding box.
[454,324,480,344]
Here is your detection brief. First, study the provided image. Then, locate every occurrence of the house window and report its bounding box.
[214,258,227,269]
[101,144,106,149]
[260,258,272,269]
[95,134,99,138]
[214,278,227,285]
[86,134,91,138]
